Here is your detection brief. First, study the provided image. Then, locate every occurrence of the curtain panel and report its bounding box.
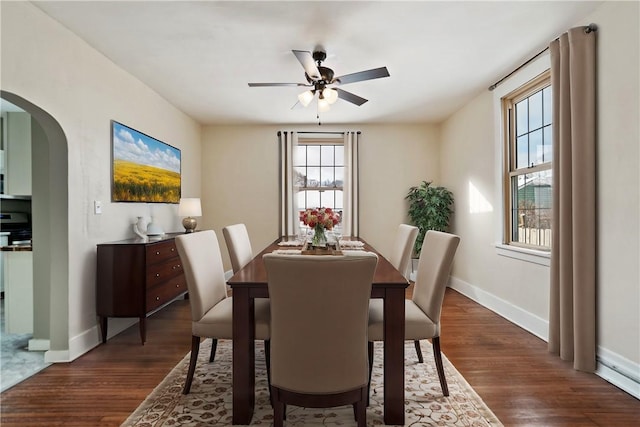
[342,131,360,237]
[278,131,299,237]
[549,26,597,372]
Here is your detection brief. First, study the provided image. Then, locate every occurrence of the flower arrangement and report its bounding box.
[299,207,340,230]
[299,207,341,247]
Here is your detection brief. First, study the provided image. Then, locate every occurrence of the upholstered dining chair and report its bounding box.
[263,252,378,427]
[389,224,419,280]
[175,230,270,394]
[223,223,253,274]
[368,230,460,396]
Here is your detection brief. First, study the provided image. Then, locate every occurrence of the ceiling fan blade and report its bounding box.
[335,88,368,106]
[334,67,390,85]
[292,50,321,80]
[248,82,309,87]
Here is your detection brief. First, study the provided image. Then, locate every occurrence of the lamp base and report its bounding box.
[182,217,197,233]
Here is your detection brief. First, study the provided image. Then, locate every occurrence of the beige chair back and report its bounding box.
[264,253,378,394]
[223,223,254,273]
[389,224,419,280]
[411,230,460,325]
[175,230,228,322]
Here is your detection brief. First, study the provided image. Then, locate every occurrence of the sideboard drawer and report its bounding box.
[146,240,179,264]
[146,259,183,288]
[146,277,187,312]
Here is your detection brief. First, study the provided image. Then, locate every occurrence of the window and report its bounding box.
[294,139,344,223]
[503,72,552,250]
[279,131,359,237]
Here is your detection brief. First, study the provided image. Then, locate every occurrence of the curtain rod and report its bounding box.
[277,131,361,136]
[488,23,597,91]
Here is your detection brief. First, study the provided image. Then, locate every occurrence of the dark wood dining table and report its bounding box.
[227,237,409,425]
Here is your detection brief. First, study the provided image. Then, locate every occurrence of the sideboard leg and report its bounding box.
[139,317,146,345]
[100,317,108,343]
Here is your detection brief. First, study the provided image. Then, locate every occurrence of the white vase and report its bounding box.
[146,216,164,236]
[133,216,148,238]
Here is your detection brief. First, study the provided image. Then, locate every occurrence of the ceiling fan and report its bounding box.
[248,48,390,112]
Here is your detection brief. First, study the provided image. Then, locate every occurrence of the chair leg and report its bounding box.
[356,387,367,427]
[264,340,272,407]
[209,338,218,363]
[367,341,374,406]
[432,337,449,396]
[414,339,424,363]
[272,387,284,427]
[183,335,201,394]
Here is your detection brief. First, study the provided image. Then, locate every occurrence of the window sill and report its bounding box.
[495,243,551,267]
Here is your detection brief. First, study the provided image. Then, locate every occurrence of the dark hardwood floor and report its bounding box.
[1,289,638,426]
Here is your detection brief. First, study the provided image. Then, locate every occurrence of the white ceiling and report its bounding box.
[32,1,602,126]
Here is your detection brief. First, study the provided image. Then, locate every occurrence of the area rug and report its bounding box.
[123,339,502,426]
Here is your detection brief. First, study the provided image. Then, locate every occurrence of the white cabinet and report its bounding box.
[4,250,33,334]
[2,112,32,196]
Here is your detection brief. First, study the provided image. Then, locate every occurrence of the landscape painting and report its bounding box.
[111,121,181,203]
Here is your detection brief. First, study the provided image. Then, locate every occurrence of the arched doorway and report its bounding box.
[0,90,69,361]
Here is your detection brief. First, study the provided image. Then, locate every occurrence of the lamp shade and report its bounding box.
[178,198,202,217]
[318,98,330,112]
[298,90,315,107]
[322,88,338,104]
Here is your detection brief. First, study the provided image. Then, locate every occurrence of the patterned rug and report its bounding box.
[123,339,502,426]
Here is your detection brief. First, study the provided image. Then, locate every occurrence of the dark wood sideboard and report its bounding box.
[96,233,187,345]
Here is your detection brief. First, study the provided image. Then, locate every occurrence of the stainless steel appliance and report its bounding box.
[0,212,31,245]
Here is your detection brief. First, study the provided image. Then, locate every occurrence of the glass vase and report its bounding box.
[311,225,327,248]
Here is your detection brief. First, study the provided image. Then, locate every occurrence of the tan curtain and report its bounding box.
[342,131,360,237]
[549,26,597,372]
[278,131,299,237]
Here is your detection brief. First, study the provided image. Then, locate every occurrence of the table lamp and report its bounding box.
[178,198,202,233]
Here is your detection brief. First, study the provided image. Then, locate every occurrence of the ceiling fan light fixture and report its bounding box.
[318,98,330,112]
[323,88,338,104]
[298,90,315,107]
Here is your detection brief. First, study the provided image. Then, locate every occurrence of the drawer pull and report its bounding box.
[156,273,160,277]
[156,251,160,255]
[156,296,160,301]
[176,284,180,288]
[172,266,176,270]
[171,248,175,252]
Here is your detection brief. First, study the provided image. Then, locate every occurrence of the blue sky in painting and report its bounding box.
[112,122,180,173]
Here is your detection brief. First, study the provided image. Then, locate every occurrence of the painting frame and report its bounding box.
[110,120,181,203]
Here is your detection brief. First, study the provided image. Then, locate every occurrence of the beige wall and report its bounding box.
[2,0,637,396]
[1,2,202,360]
[201,123,440,271]
[440,0,639,382]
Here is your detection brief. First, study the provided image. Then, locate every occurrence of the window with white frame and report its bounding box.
[502,71,552,250]
[294,139,344,223]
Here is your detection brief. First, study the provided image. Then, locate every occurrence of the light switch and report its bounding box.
[94,200,102,215]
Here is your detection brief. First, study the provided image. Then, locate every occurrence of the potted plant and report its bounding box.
[406,181,454,256]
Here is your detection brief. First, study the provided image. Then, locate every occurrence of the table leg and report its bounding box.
[383,288,405,425]
[232,287,255,424]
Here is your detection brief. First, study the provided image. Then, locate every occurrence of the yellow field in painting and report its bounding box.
[113,160,180,203]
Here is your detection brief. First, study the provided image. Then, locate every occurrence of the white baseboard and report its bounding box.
[44,349,70,363]
[448,275,640,399]
[28,338,50,351]
[448,276,548,340]
[596,346,640,399]
[44,318,136,363]
[44,296,187,363]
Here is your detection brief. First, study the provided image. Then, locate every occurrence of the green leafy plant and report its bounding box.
[406,181,454,255]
